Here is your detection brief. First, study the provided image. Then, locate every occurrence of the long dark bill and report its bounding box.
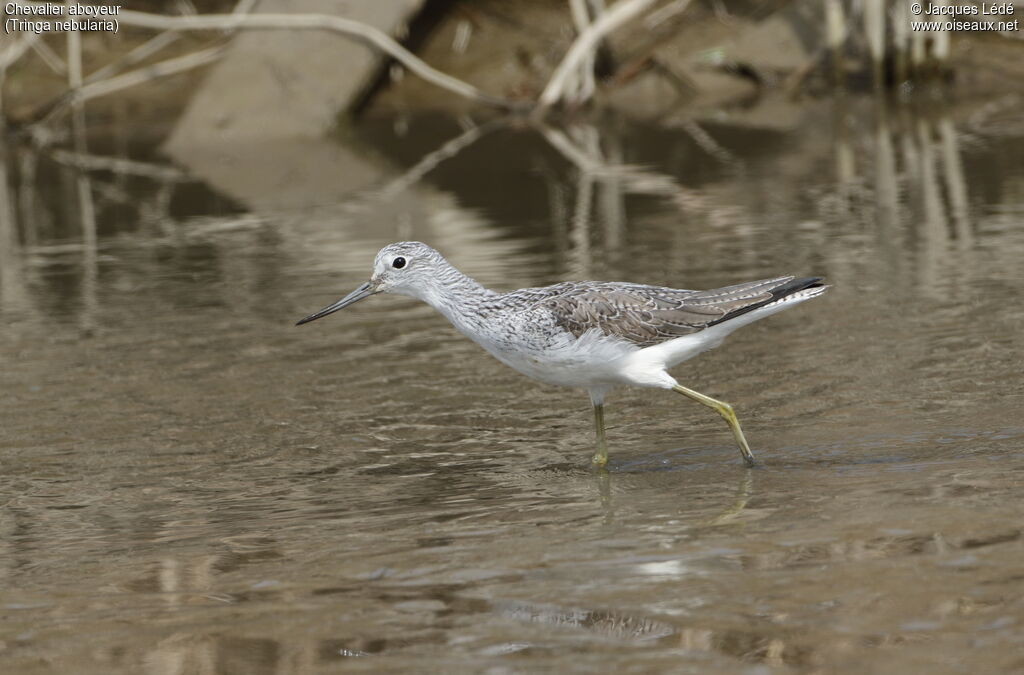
[296,281,375,326]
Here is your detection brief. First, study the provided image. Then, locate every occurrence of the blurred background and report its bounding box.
[2,1,1024,673]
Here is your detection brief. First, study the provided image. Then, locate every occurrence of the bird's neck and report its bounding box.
[416,264,498,331]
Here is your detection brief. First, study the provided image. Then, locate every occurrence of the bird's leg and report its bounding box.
[591,402,609,467]
[671,384,756,466]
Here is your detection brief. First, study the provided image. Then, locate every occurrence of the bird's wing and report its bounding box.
[538,277,813,347]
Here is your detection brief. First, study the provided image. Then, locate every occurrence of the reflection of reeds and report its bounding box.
[938,116,971,249]
[50,149,189,180]
[539,121,704,274]
[892,3,908,84]
[825,0,847,85]
[874,100,898,239]
[66,5,99,332]
[832,97,856,205]
[823,1,953,89]
[0,133,30,312]
[863,0,885,86]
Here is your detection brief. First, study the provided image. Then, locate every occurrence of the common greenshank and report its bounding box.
[297,242,828,467]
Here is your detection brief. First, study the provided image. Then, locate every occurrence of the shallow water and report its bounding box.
[2,94,1024,673]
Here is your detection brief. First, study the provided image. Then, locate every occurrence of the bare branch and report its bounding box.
[31,38,68,76]
[644,0,692,29]
[50,149,189,180]
[539,0,661,109]
[0,33,42,72]
[84,0,255,84]
[84,31,183,84]
[567,0,597,104]
[73,47,226,106]
[108,8,520,109]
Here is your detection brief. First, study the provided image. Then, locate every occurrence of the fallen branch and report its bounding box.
[32,46,226,124]
[84,31,185,85]
[110,8,521,110]
[0,34,42,72]
[30,38,68,76]
[50,149,189,180]
[85,0,255,84]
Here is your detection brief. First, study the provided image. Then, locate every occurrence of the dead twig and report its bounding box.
[32,46,226,124]
[539,0,662,110]
[0,34,42,72]
[644,0,692,29]
[77,46,225,102]
[49,149,189,180]
[85,0,255,84]
[85,32,185,85]
[567,0,597,104]
[30,38,68,76]
[109,8,521,110]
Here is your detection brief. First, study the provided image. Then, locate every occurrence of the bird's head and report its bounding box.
[295,242,444,325]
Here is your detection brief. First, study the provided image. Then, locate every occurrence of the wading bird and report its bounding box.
[298,242,828,467]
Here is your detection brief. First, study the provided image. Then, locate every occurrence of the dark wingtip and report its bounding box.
[707,275,828,327]
[774,276,826,298]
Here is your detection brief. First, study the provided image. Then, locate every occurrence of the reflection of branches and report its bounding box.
[539,125,682,196]
[678,120,736,164]
[567,126,598,276]
[366,117,508,203]
[645,0,694,29]
[540,122,695,276]
[0,134,31,312]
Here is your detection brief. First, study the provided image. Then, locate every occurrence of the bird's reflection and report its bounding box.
[590,462,754,528]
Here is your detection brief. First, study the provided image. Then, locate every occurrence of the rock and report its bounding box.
[162,0,423,211]
[165,0,424,145]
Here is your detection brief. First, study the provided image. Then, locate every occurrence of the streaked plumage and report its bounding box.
[297,242,829,467]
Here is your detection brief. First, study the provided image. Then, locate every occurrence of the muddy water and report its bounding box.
[2,96,1024,673]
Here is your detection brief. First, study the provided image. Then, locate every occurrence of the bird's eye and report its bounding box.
[392,257,407,269]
